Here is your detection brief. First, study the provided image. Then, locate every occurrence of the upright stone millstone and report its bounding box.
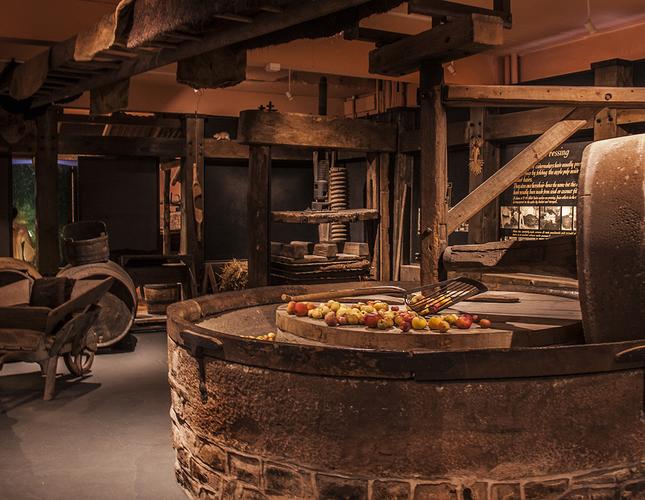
[166,285,645,500]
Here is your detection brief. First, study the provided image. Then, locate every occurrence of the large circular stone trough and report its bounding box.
[167,282,645,500]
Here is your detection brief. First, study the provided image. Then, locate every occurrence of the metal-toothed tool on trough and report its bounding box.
[281,277,487,315]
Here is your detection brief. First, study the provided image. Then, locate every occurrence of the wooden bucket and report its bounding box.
[143,283,182,315]
[58,261,137,347]
[62,220,110,266]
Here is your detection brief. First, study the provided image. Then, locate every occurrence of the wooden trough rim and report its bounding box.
[166,282,644,382]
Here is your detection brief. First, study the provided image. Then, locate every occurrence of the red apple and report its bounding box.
[364,313,380,328]
[456,315,473,329]
[337,315,348,325]
[286,301,297,315]
[479,318,491,329]
[400,321,411,332]
[391,305,399,312]
[324,312,338,327]
[294,302,309,317]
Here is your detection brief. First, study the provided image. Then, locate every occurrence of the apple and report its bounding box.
[306,302,316,311]
[294,302,309,317]
[324,312,338,327]
[456,315,473,329]
[286,301,297,315]
[400,321,411,332]
[479,318,492,329]
[364,313,380,328]
[471,314,480,324]
[377,319,389,330]
[411,316,428,330]
[437,320,450,333]
[390,305,399,312]
[337,314,348,325]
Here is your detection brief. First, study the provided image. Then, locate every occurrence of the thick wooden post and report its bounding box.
[162,168,171,255]
[378,153,391,281]
[180,117,204,283]
[35,107,60,275]
[0,154,11,257]
[365,153,379,279]
[419,63,448,284]
[247,145,271,288]
[468,109,500,244]
[593,59,633,141]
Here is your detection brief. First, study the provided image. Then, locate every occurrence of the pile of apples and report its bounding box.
[286,300,491,332]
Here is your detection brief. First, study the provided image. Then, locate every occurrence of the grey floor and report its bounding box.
[0,332,186,500]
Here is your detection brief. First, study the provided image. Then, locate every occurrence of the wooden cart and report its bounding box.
[0,277,113,400]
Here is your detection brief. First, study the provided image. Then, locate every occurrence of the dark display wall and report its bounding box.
[0,155,10,256]
[204,161,317,260]
[78,156,159,253]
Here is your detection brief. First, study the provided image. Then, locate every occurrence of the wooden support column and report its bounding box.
[468,108,500,243]
[35,107,59,275]
[378,153,391,281]
[593,59,633,141]
[366,153,379,279]
[247,146,271,288]
[419,63,448,285]
[392,153,413,280]
[0,154,11,257]
[180,116,205,284]
[162,168,171,255]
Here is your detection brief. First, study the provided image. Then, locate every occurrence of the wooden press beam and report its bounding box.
[408,0,512,28]
[237,110,397,152]
[34,107,60,275]
[369,14,503,77]
[247,146,271,288]
[419,63,448,285]
[444,84,645,108]
[446,107,597,235]
[29,0,374,107]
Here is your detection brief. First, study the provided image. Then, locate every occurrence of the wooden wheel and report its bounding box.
[64,349,95,376]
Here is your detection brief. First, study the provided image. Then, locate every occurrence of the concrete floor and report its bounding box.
[0,332,186,500]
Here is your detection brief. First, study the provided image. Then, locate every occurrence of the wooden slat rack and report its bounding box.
[271,209,379,224]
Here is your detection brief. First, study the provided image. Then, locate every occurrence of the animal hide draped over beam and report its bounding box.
[127,0,294,48]
[74,0,135,61]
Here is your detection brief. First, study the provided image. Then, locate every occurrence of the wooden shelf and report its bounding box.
[272,208,379,224]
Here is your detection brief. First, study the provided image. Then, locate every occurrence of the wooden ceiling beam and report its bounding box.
[343,26,408,47]
[369,14,503,76]
[29,0,374,108]
[444,84,645,108]
[408,0,512,28]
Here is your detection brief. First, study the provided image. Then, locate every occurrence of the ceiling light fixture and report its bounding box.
[584,0,598,34]
[285,69,294,101]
